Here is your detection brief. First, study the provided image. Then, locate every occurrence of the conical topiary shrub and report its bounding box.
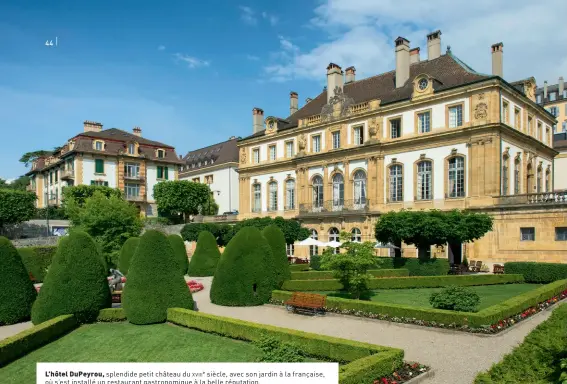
[210,226,275,306]
[118,237,140,275]
[188,231,221,277]
[0,237,37,325]
[262,225,291,288]
[168,234,188,276]
[122,230,194,325]
[31,231,111,324]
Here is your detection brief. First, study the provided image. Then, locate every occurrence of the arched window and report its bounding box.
[253,184,261,212]
[312,175,324,210]
[514,157,521,194]
[416,160,432,200]
[332,173,344,209]
[351,228,362,242]
[389,165,403,202]
[502,155,509,195]
[536,166,542,193]
[268,181,278,211]
[448,157,465,198]
[309,229,318,256]
[353,170,366,207]
[285,179,295,210]
[329,227,340,254]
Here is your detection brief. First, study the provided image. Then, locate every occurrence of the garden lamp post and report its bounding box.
[44,192,57,236]
[208,190,220,216]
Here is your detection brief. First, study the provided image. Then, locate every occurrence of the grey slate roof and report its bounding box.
[180,137,239,175]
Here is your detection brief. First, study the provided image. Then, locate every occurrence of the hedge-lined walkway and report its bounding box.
[190,276,563,384]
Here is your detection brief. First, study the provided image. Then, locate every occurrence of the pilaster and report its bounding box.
[375,155,384,209]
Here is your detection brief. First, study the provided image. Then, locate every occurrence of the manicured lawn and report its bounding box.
[322,284,541,311]
[0,322,262,383]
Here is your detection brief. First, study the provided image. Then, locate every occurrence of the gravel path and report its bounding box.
[0,321,32,342]
[190,276,561,384]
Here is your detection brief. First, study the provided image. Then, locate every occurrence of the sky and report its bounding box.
[1,0,566,179]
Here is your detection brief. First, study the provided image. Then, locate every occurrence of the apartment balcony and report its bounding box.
[125,193,146,202]
[61,169,75,180]
[494,190,567,206]
[123,174,145,182]
[299,199,370,217]
[26,184,34,192]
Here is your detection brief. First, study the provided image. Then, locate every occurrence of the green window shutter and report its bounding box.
[164,167,169,180]
[90,180,95,185]
[104,181,109,187]
[157,166,163,179]
[95,159,104,173]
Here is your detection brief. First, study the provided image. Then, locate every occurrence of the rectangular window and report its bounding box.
[286,244,295,256]
[514,108,521,129]
[125,163,140,178]
[417,111,431,133]
[91,180,108,186]
[514,161,520,195]
[448,105,463,128]
[332,131,340,149]
[312,135,321,153]
[124,183,140,199]
[549,93,557,102]
[537,122,542,141]
[353,126,363,145]
[502,101,509,124]
[205,174,213,184]
[49,172,53,184]
[520,227,535,241]
[128,143,136,155]
[157,150,165,158]
[253,148,260,164]
[550,106,559,117]
[54,171,58,183]
[527,117,533,135]
[562,122,567,132]
[502,164,509,195]
[157,166,168,180]
[536,94,542,104]
[285,141,294,158]
[95,159,104,174]
[95,141,103,151]
[253,184,261,212]
[390,118,401,138]
[555,227,567,241]
[192,177,200,183]
[269,145,276,161]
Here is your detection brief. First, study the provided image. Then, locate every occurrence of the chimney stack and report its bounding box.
[252,107,264,134]
[559,77,564,97]
[410,47,420,64]
[132,127,142,137]
[326,63,344,102]
[290,91,298,115]
[544,81,548,100]
[395,37,410,88]
[345,66,356,83]
[491,42,504,78]
[83,120,103,133]
[426,30,442,60]
[305,97,312,104]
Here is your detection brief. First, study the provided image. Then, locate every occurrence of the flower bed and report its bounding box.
[187,280,204,293]
[375,362,430,384]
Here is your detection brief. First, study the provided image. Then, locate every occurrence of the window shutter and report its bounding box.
[104,181,109,187]
[90,180,95,185]
[95,159,104,174]
[165,167,169,180]
[157,166,162,179]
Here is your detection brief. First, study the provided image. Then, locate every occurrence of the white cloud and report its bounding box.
[264,0,567,84]
[173,53,210,69]
[262,11,278,26]
[239,6,257,25]
[246,54,260,61]
[157,45,166,51]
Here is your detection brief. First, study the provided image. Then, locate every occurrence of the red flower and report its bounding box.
[381,378,389,384]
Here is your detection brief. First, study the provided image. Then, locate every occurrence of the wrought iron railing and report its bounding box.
[60,169,74,179]
[125,194,146,202]
[299,199,370,214]
[124,173,145,181]
[495,190,567,205]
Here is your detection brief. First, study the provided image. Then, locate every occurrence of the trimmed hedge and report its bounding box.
[289,264,309,272]
[167,307,403,382]
[375,257,450,276]
[262,225,291,288]
[475,304,567,383]
[168,234,189,276]
[31,231,112,324]
[273,279,567,328]
[291,269,409,281]
[0,237,37,325]
[117,237,139,275]
[123,230,194,325]
[281,274,525,291]
[188,231,221,277]
[504,262,567,283]
[0,314,78,367]
[18,245,57,282]
[96,308,126,322]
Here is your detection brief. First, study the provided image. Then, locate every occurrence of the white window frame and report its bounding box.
[269,145,276,161]
[353,126,363,145]
[448,105,463,128]
[286,141,294,158]
[417,111,431,133]
[312,135,321,153]
[332,131,340,149]
[252,148,260,164]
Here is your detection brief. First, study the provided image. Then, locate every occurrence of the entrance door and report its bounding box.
[448,242,462,264]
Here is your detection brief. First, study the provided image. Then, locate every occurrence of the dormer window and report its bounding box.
[156,149,165,158]
[128,143,136,155]
[94,141,104,151]
[204,160,208,166]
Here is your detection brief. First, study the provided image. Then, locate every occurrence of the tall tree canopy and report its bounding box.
[19,150,53,167]
[153,180,212,221]
[0,176,30,191]
[0,189,37,230]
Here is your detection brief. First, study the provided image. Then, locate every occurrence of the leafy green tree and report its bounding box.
[0,237,37,325]
[0,176,31,191]
[187,231,221,276]
[118,237,140,274]
[31,231,111,324]
[203,194,219,216]
[262,225,291,288]
[71,192,143,268]
[320,240,376,299]
[62,185,122,220]
[153,180,212,222]
[19,150,52,167]
[0,189,37,230]
[168,234,188,276]
[210,226,275,306]
[122,230,194,324]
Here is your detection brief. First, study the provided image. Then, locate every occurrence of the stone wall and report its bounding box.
[11,236,59,248]
[143,223,185,236]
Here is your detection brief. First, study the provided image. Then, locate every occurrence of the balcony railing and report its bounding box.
[124,173,145,182]
[299,199,370,215]
[26,184,34,192]
[61,169,74,180]
[494,190,567,206]
[125,194,146,202]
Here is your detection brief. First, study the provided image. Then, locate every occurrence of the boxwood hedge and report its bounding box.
[187,231,221,277]
[117,237,139,275]
[17,245,58,282]
[290,269,409,281]
[168,234,189,276]
[262,225,291,288]
[375,257,450,276]
[504,262,567,283]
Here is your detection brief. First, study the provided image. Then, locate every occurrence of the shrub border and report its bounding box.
[281,274,525,291]
[0,315,78,367]
[167,308,404,383]
[289,264,309,272]
[272,279,567,334]
[290,269,409,281]
[96,308,127,322]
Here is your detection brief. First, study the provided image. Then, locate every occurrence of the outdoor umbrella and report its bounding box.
[325,240,343,248]
[374,242,400,249]
[298,237,327,247]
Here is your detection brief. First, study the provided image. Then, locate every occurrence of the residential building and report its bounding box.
[553,132,567,190]
[179,137,239,214]
[237,31,566,264]
[536,77,567,133]
[26,121,184,216]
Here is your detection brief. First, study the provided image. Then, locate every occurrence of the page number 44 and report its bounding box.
[45,37,58,47]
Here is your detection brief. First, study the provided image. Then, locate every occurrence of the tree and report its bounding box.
[0,237,37,325]
[31,231,111,324]
[19,150,52,167]
[71,192,143,268]
[0,189,37,231]
[153,180,211,222]
[0,176,31,191]
[118,237,140,274]
[262,225,291,288]
[122,230,194,324]
[320,240,376,299]
[168,234,189,276]
[187,231,221,277]
[62,185,122,220]
[210,226,275,306]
